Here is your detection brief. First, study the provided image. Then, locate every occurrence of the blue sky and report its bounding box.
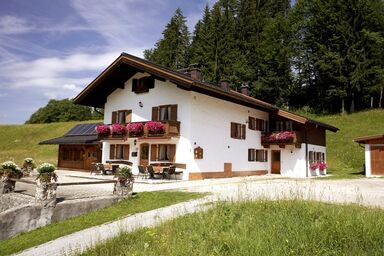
[0,0,217,124]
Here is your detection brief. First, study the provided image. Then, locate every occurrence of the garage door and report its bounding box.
[371,146,384,175]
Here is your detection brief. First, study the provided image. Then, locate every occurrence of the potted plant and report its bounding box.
[111,123,127,137]
[95,125,111,138]
[35,163,58,204]
[0,161,22,194]
[309,162,319,176]
[145,121,165,136]
[127,122,144,137]
[22,157,36,176]
[113,165,134,196]
[319,162,327,175]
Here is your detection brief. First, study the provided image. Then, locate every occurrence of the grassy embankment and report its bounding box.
[80,200,384,256]
[0,191,204,256]
[0,121,99,166]
[311,109,384,178]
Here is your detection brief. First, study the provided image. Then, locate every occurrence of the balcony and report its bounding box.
[96,121,180,140]
[261,131,301,148]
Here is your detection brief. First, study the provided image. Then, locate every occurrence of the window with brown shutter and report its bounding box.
[110,145,115,159]
[150,144,176,162]
[112,112,117,124]
[248,149,255,161]
[152,107,159,121]
[230,122,246,140]
[170,105,177,121]
[249,117,256,130]
[256,150,268,162]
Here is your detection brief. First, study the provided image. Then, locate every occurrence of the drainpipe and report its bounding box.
[305,126,308,177]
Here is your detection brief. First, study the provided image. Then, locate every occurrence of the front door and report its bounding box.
[371,146,384,175]
[271,150,281,174]
[140,143,149,167]
[84,145,100,170]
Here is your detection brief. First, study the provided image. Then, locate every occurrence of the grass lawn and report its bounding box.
[80,200,384,256]
[315,109,384,178]
[0,191,204,256]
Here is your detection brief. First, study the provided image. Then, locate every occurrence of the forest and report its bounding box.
[144,0,384,114]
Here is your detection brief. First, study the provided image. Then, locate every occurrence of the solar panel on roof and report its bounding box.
[66,123,98,136]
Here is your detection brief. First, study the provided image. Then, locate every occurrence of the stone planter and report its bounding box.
[1,176,16,194]
[35,179,57,206]
[113,178,134,197]
[310,169,318,176]
[319,169,327,175]
[22,164,34,176]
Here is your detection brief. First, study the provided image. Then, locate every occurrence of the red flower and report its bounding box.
[111,124,126,135]
[95,125,110,134]
[145,121,165,134]
[127,122,144,134]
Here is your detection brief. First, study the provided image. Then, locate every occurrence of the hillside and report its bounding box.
[316,109,384,178]
[0,121,100,166]
[0,110,383,177]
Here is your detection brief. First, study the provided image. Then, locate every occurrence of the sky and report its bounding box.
[0,0,217,124]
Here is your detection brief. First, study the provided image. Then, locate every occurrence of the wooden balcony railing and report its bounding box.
[261,131,301,148]
[97,121,181,140]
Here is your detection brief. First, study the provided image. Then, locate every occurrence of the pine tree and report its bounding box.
[144,8,190,69]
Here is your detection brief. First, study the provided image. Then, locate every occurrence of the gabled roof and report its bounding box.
[39,123,100,145]
[73,53,338,132]
[354,134,384,144]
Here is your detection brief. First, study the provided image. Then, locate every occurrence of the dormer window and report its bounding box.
[132,76,155,94]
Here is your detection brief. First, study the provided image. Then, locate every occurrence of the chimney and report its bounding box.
[220,79,230,91]
[239,83,250,96]
[189,64,201,81]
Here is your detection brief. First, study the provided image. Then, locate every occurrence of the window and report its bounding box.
[248,149,256,161]
[276,121,284,132]
[316,152,322,162]
[132,76,155,93]
[112,110,132,124]
[150,144,176,162]
[248,149,268,162]
[285,121,293,131]
[248,116,256,130]
[309,151,314,162]
[231,122,246,139]
[109,144,129,160]
[152,105,177,121]
[256,119,264,131]
[194,147,203,159]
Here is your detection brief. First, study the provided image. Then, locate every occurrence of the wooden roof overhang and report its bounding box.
[354,134,384,144]
[73,52,338,132]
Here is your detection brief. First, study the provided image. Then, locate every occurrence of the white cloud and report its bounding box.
[0,15,32,34]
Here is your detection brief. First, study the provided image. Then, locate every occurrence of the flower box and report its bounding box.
[309,162,319,176]
[318,162,327,175]
[145,121,165,135]
[261,131,296,144]
[95,125,111,137]
[127,122,144,137]
[111,124,127,136]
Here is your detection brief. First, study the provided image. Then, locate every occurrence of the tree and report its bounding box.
[144,8,190,70]
[26,99,103,124]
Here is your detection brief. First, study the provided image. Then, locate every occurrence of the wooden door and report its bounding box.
[371,146,384,175]
[84,145,100,170]
[140,143,149,167]
[271,150,281,174]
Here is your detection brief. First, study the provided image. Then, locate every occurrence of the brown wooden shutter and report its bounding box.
[132,79,138,92]
[264,150,268,162]
[248,117,255,130]
[171,105,177,121]
[152,107,159,121]
[248,149,253,161]
[169,144,176,162]
[230,122,236,138]
[110,145,115,159]
[123,145,130,160]
[148,76,155,89]
[241,124,246,139]
[112,111,117,124]
[150,144,157,161]
[125,110,132,123]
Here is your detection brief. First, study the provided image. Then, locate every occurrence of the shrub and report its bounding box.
[309,162,319,171]
[23,158,36,168]
[319,162,327,171]
[0,161,22,178]
[1,161,20,172]
[115,165,133,182]
[36,163,56,173]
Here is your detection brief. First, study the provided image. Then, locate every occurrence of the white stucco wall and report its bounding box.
[269,144,307,177]
[102,73,193,179]
[188,92,269,174]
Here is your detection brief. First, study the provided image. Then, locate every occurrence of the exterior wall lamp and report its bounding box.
[139,101,143,108]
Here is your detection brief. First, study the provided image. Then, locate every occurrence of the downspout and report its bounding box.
[305,126,308,177]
